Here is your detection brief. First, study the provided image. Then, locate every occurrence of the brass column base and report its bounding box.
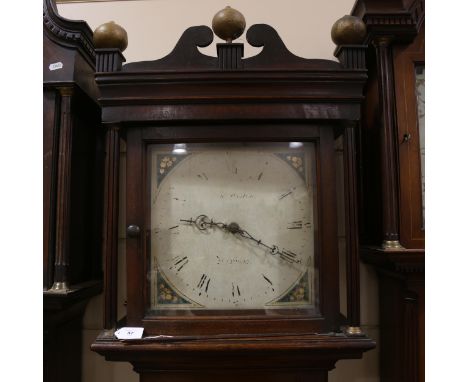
[382,240,404,250]
[48,281,70,293]
[345,326,364,336]
[97,329,117,341]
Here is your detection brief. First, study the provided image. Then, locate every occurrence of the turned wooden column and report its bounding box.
[102,123,121,329]
[50,86,74,292]
[343,124,361,328]
[93,20,127,329]
[333,41,367,331]
[373,37,402,249]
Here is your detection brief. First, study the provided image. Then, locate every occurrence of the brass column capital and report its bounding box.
[58,86,74,97]
[372,35,394,48]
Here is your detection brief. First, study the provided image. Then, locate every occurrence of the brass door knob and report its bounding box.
[127,224,141,237]
[402,133,412,143]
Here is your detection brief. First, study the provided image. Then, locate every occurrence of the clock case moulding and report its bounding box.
[90,11,375,381]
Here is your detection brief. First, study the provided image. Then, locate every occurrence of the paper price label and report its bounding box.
[114,327,144,340]
[49,62,63,71]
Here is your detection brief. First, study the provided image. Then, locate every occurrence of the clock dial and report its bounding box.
[149,143,317,310]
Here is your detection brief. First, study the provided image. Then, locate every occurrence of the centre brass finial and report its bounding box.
[212,6,246,43]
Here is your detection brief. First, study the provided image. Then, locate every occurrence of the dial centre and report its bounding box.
[227,222,241,234]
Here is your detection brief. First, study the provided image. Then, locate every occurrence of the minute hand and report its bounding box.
[236,228,299,264]
[180,214,299,264]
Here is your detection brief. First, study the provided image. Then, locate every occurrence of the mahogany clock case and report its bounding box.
[43,1,104,382]
[90,13,375,381]
[351,0,425,381]
[93,21,369,332]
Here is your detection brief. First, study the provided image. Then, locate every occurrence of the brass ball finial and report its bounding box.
[212,6,246,43]
[93,21,128,51]
[331,15,366,45]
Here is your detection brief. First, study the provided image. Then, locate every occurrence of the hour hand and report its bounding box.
[180,215,227,231]
[180,215,209,230]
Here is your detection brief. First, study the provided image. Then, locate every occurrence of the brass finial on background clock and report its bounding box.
[331,15,366,45]
[93,21,128,51]
[212,6,246,43]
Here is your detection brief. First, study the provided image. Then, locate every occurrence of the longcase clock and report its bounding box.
[91,7,375,381]
[351,0,425,381]
[43,1,104,381]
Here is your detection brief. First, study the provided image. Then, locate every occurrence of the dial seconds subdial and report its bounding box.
[151,147,315,309]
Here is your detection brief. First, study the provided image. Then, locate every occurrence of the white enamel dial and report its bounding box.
[150,143,316,310]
